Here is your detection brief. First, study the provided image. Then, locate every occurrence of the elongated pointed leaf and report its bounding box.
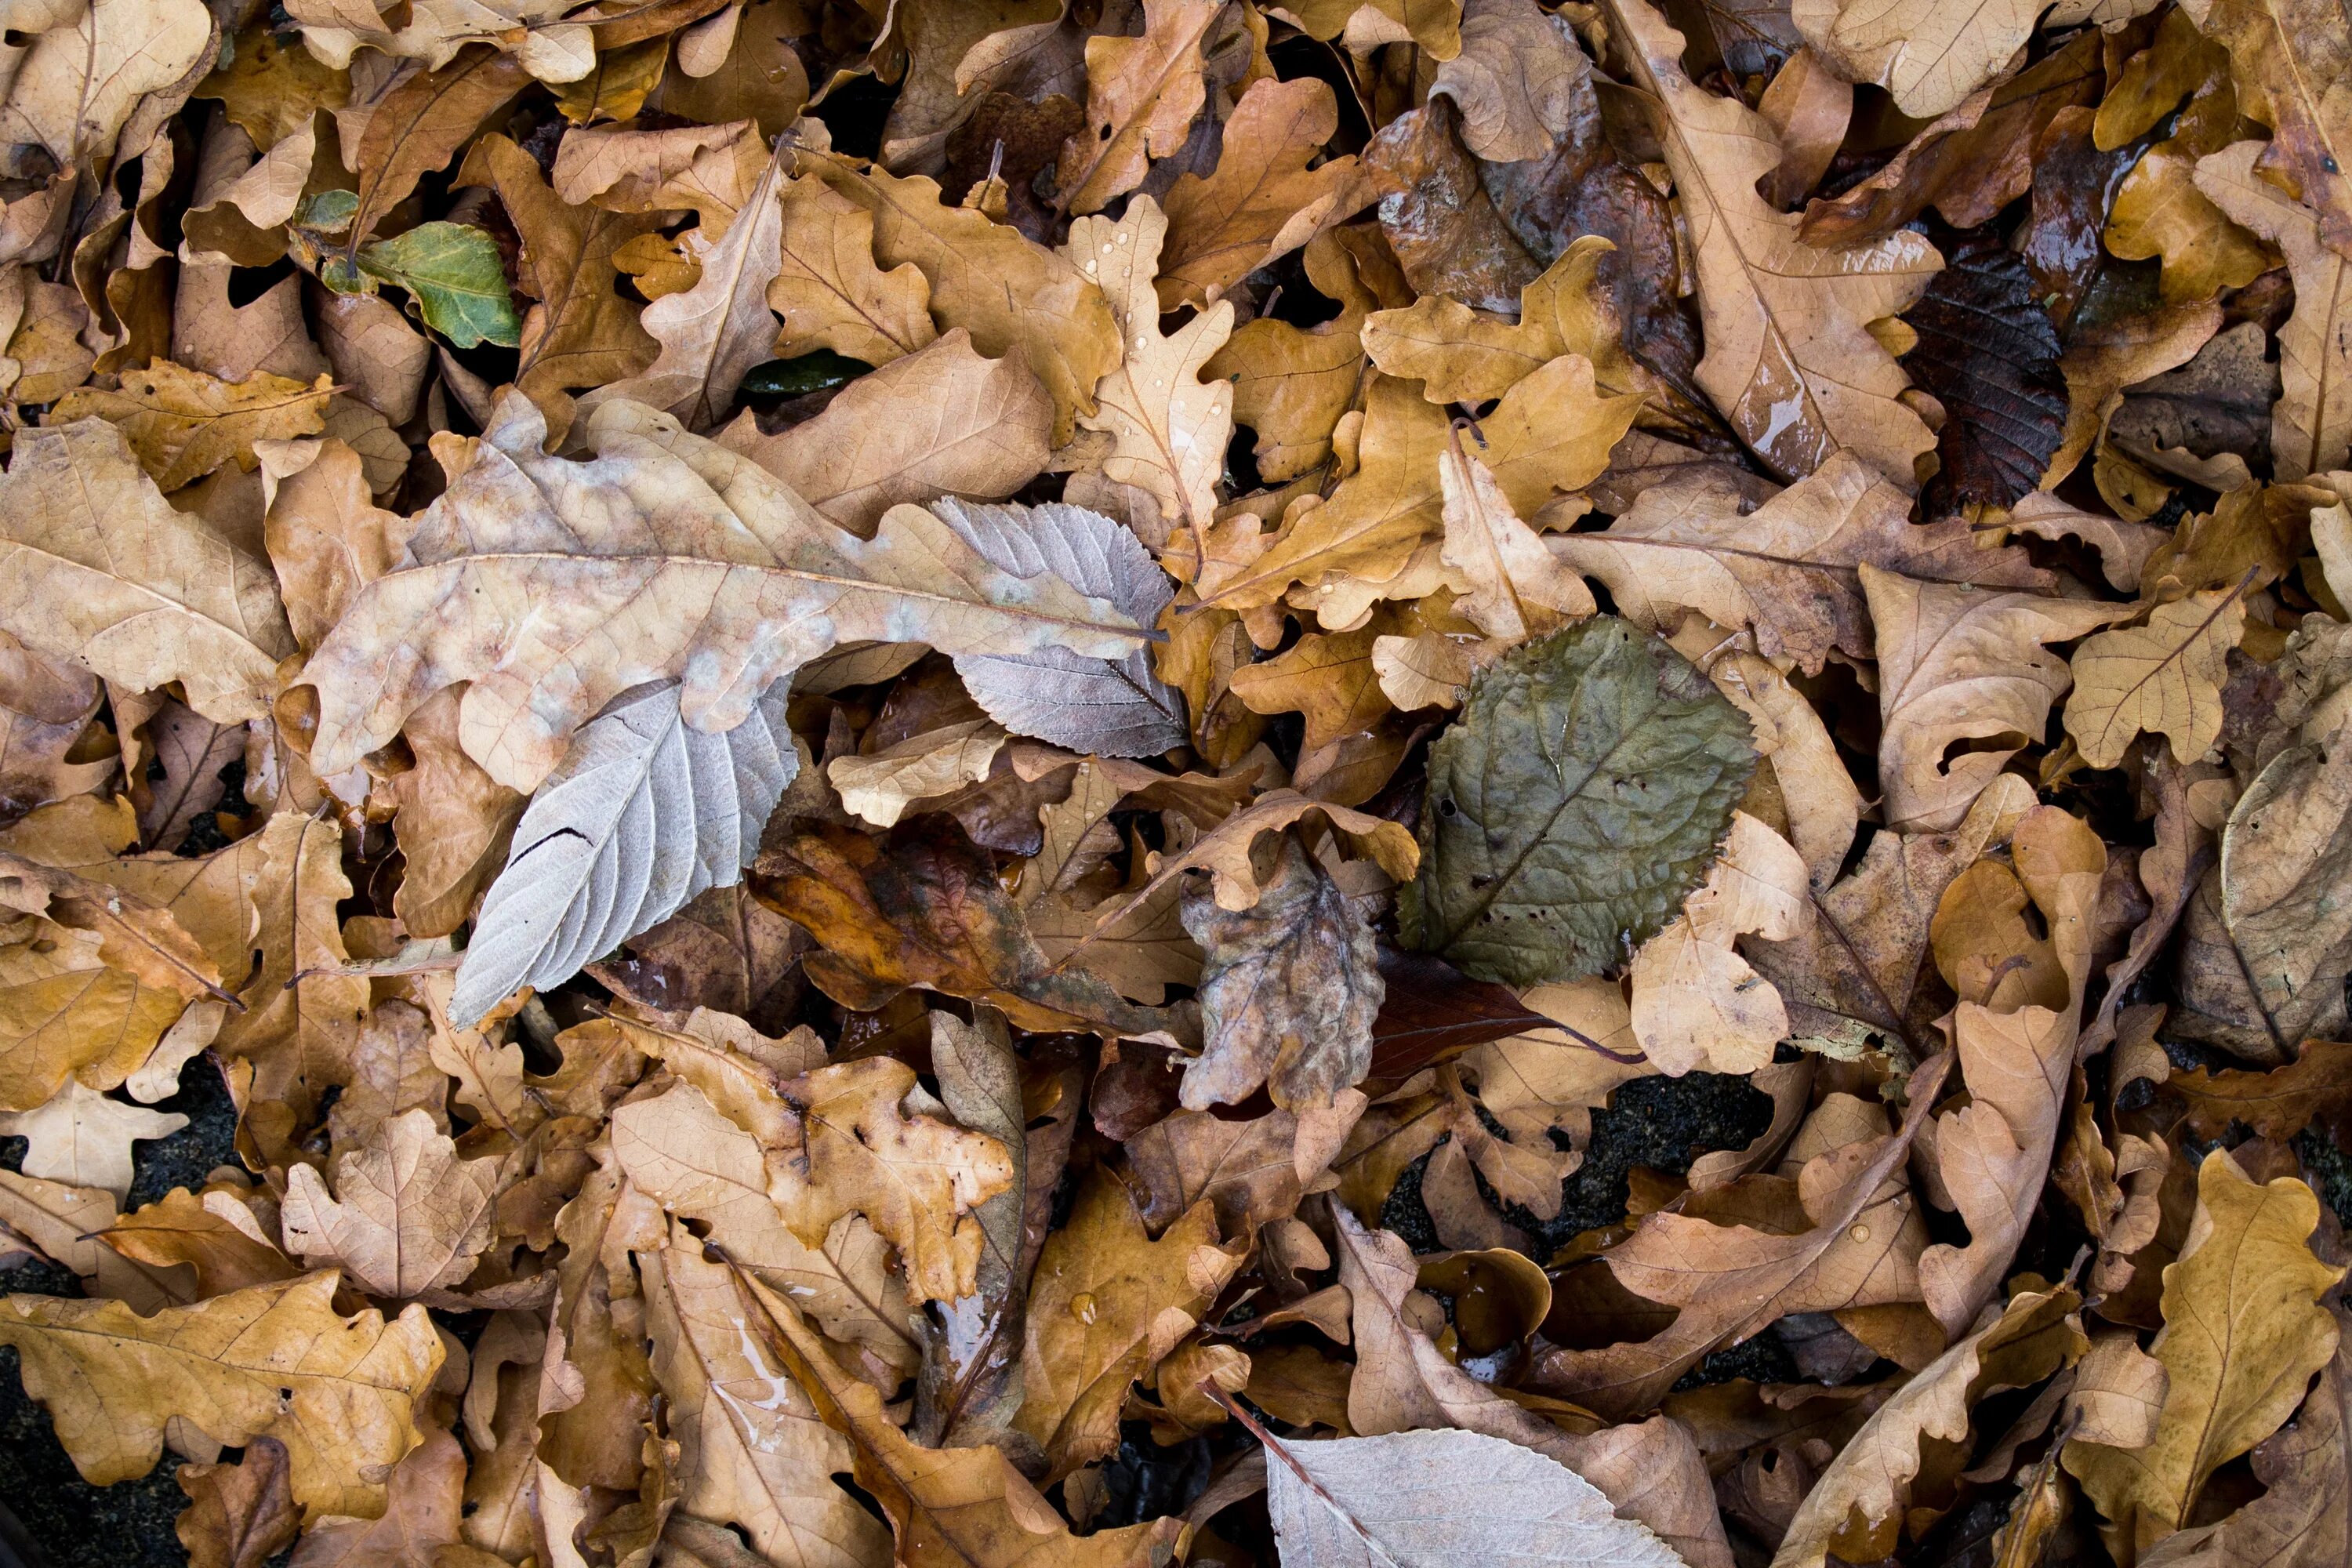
[448,677,796,1024]
[930,497,1185,757]
[1265,1428,1685,1567]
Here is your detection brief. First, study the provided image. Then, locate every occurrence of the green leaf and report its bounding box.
[739,350,875,399]
[295,188,358,236]
[1400,618,1757,988]
[356,223,521,349]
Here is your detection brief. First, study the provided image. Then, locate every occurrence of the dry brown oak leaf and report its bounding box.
[1599,0,1942,485]
[608,1078,923,1382]
[278,1106,503,1297]
[728,1259,1185,1567]
[2142,1304,2352,1568]
[296,391,1148,794]
[1014,1172,1241,1481]
[0,417,295,724]
[2065,1151,2347,1562]
[641,1221,895,1568]
[1533,1051,1954,1419]
[0,1272,445,1520]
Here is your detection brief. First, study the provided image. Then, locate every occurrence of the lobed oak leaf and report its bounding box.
[176,1436,300,1568]
[0,0,212,176]
[2065,1152,2347,1562]
[755,818,1176,1040]
[1014,1172,1240,1479]
[2140,1305,2352,1568]
[797,148,1119,445]
[53,362,332,494]
[102,1184,303,1299]
[1361,234,1650,408]
[768,171,936,365]
[586,136,785,430]
[0,1272,447,1520]
[457,132,662,430]
[0,417,295,724]
[278,1426,467,1567]
[1600,0,1941,485]
[1055,0,1220,215]
[2064,584,2249,770]
[0,1078,188,1199]
[1065,194,1233,554]
[2171,1037,2352,1142]
[1205,227,1396,484]
[610,1077,923,1380]
[1206,360,1638,622]
[1793,0,2042,118]
[771,1054,1018,1306]
[641,1225,893,1568]
[337,49,530,251]
[1157,75,1368,308]
[297,390,1146,793]
[723,334,1050,536]
[1628,812,1809,1077]
[278,1106,501,1297]
[1864,564,2123,833]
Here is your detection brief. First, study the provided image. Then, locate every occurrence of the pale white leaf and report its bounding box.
[930,497,1187,757]
[449,678,796,1024]
[1265,1427,1686,1567]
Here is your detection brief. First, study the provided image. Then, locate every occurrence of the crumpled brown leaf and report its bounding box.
[0,1272,445,1519]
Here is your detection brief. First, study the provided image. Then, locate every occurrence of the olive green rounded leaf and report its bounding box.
[357,222,522,349]
[1401,617,1757,986]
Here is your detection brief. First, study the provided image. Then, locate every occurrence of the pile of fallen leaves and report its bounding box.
[2,0,2350,1562]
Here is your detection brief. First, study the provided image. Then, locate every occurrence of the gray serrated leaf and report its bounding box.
[929,497,1187,757]
[1266,1428,1686,1567]
[448,680,796,1025]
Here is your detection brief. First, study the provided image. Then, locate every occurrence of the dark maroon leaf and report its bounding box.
[1361,948,1554,1095]
[1904,236,2067,514]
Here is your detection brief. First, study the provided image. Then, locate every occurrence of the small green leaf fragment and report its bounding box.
[357,222,521,349]
[1400,617,1758,988]
[295,187,358,235]
[739,350,875,399]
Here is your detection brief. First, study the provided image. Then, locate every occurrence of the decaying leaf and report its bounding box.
[1181,833,1385,1110]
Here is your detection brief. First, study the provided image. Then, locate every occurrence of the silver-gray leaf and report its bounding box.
[1265,1428,1686,1568]
[448,680,796,1025]
[931,497,1186,757]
